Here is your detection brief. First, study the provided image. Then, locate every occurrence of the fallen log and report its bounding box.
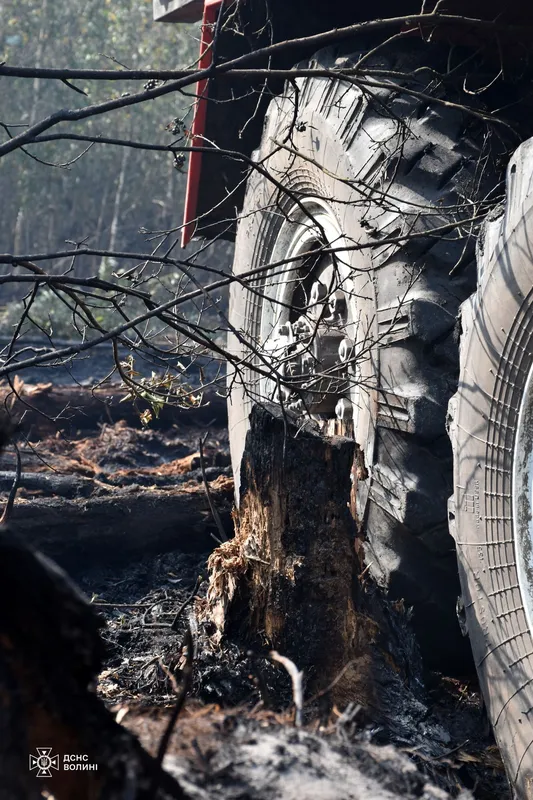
[0,381,227,435]
[204,405,377,709]
[4,477,234,568]
[0,470,94,498]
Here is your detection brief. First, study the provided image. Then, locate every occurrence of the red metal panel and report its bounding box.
[181,0,223,247]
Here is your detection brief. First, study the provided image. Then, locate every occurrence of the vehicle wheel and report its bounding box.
[449,138,533,796]
[228,39,501,669]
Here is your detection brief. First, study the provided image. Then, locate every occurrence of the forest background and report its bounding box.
[0,0,232,338]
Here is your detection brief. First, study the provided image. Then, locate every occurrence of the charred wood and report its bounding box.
[203,404,378,711]
[0,381,227,435]
[4,479,234,569]
[0,529,191,799]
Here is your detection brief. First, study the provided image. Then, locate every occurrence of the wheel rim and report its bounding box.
[258,198,363,429]
[512,360,533,630]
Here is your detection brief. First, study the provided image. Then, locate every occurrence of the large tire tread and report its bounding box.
[229,38,506,668]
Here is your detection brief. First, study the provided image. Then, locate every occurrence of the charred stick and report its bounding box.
[198,433,227,543]
[151,626,194,793]
[170,576,202,633]
[0,442,21,525]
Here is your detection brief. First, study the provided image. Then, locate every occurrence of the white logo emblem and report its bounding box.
[29,748,60,778]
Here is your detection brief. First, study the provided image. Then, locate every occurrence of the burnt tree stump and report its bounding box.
[205,405,376,709]
[0,530,190,800]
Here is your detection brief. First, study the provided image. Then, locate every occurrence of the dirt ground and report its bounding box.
[0,383,512,800]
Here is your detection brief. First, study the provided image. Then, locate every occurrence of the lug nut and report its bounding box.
[277,385,292,403]
[329,290,346,316]
[293,318,310,337]
[338,337,356,363]
[335,398,353,421]
[301,353,315,373]
[310,281,328,305]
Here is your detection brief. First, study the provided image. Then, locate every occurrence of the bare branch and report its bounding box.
[0,12,529,83]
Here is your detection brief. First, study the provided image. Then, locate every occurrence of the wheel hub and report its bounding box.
[258,197,365,432]
[265,276,357,417]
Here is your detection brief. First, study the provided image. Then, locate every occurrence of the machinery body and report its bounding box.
[154,0,532,244]
[156,2,533,796]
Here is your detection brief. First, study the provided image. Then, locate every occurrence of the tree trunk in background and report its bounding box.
[108,134,132,254]
[13,208,25,254]
[95,183,110,248]
[30,0,48,126]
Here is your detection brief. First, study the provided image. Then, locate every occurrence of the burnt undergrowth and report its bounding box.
[74,544,508,799]
[0,391,510,799]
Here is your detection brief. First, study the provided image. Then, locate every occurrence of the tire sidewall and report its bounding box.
[452,144,533,794]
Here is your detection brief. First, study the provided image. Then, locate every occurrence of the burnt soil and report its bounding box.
[0,383,511,800]
[84,555,508,800]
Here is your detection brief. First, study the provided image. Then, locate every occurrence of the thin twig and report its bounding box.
[90,601,153,608]
[198,433,228,543]
[304,660,359,706]
[152,627,194,784]
[142,596,170,626]
[60,77,88,96]
[0,440,21,525]
[170,576,202,632]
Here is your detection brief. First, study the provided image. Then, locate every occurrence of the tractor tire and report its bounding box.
[227,39,501,670]
[449,138,533,797]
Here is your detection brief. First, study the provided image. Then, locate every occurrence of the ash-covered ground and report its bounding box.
[76,544,507,800]
[0,381,511,800]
